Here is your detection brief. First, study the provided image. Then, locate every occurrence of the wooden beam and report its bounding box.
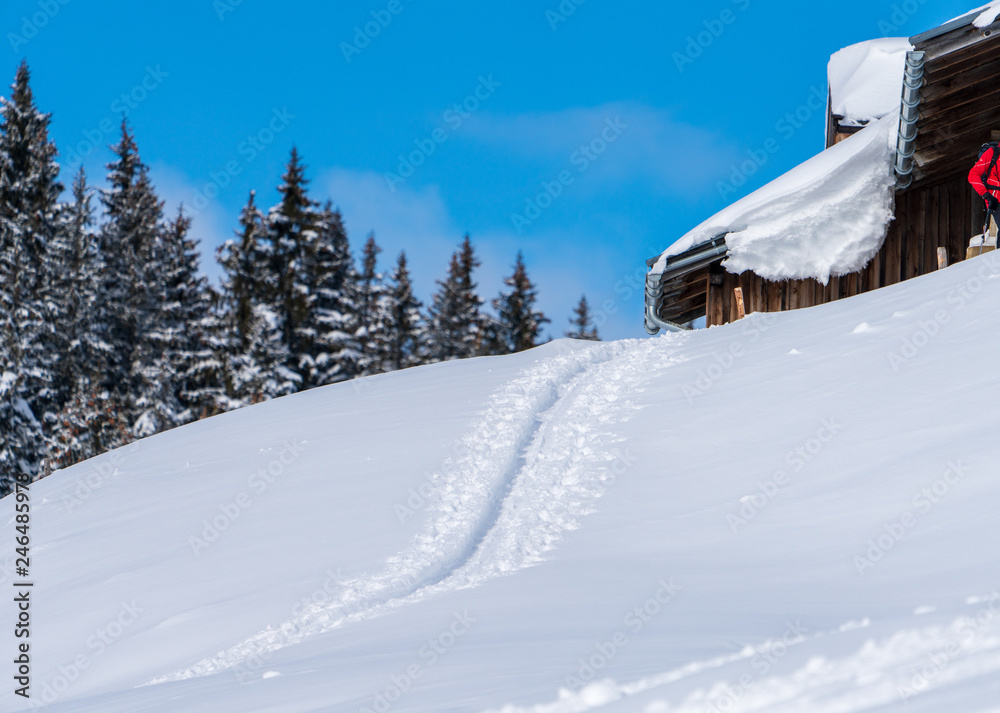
[938,246,949,269]
[922,38,1000,80]
[733,287,745,320]
[920,55,1000,107]
[673,305,708,326]
[917,88,1000,136]
[916,21,1000,64]
[707,273,724,327]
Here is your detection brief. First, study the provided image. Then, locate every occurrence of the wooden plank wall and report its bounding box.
[705,174,976,326]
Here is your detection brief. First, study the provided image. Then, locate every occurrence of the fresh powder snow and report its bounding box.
[5,250,1000,711]
[652,110,898,284]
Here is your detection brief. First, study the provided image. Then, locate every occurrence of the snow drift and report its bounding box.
[827,38,911,128]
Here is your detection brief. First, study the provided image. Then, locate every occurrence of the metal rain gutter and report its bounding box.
[644,236,728,335]
[894,50,925,189]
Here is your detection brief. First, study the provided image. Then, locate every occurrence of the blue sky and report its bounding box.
[0,0,978,339]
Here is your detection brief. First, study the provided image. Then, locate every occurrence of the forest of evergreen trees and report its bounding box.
[0,62,601,493]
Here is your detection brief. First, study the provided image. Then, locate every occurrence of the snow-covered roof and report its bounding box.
[828,38,911,128]
[652,110,898,284]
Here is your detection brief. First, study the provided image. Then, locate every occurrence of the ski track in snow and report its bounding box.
[148,336,686,684]
[483,611,1000,713]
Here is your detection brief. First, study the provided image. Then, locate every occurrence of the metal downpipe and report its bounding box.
[894,50,925,189]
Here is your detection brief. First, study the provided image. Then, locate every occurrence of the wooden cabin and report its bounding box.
[645,9,1000,333]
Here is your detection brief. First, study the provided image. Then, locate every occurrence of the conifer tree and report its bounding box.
[99,120,176,437]
[52,169,108,390]
[217,191,299,405]
[566,295,600,341]
[475,314,508,357]
[377,251,424,372]
[45,169,124,472]
[355,233,391,375]
[426,235,484,362]
[308,202,361,386]
[493,252,549,353]
[158,208,226,422]
[0,368,44,493]
[0,62,64,486]
[265,148,323,386]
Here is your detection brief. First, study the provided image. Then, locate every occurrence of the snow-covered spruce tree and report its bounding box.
[216,190,299,405]
[0,62,64,487]
[354,232,391,376]
[158,208,228,422]
[377,251,424,372]
[475,313,507,357]
[566,294,600,341]
[44,169,127,473]
[308,203,361,386]
[265,148,324,387]
[425,235,484,362]
[51,169,109,392]
[492,251,549,353]
[0,368,43,494]
[98,120,178,438]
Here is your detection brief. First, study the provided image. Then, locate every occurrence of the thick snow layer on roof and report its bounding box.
[653,110,898,283]
[974,1,1000,27]
[828,38,910,128]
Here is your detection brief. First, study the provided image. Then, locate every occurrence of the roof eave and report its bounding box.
[644,235,728,334]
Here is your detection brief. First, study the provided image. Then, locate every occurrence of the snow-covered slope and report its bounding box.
[6,252,1000,712]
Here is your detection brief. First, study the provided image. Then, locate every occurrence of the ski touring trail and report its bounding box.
[482,604,1000,713]
[147,335,687,684]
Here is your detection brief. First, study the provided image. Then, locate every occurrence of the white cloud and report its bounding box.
[462,102,735,196]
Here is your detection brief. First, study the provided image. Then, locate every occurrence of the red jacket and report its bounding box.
[969,147,1000,201]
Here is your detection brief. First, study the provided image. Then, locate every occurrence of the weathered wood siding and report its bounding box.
[705,173,978,326]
